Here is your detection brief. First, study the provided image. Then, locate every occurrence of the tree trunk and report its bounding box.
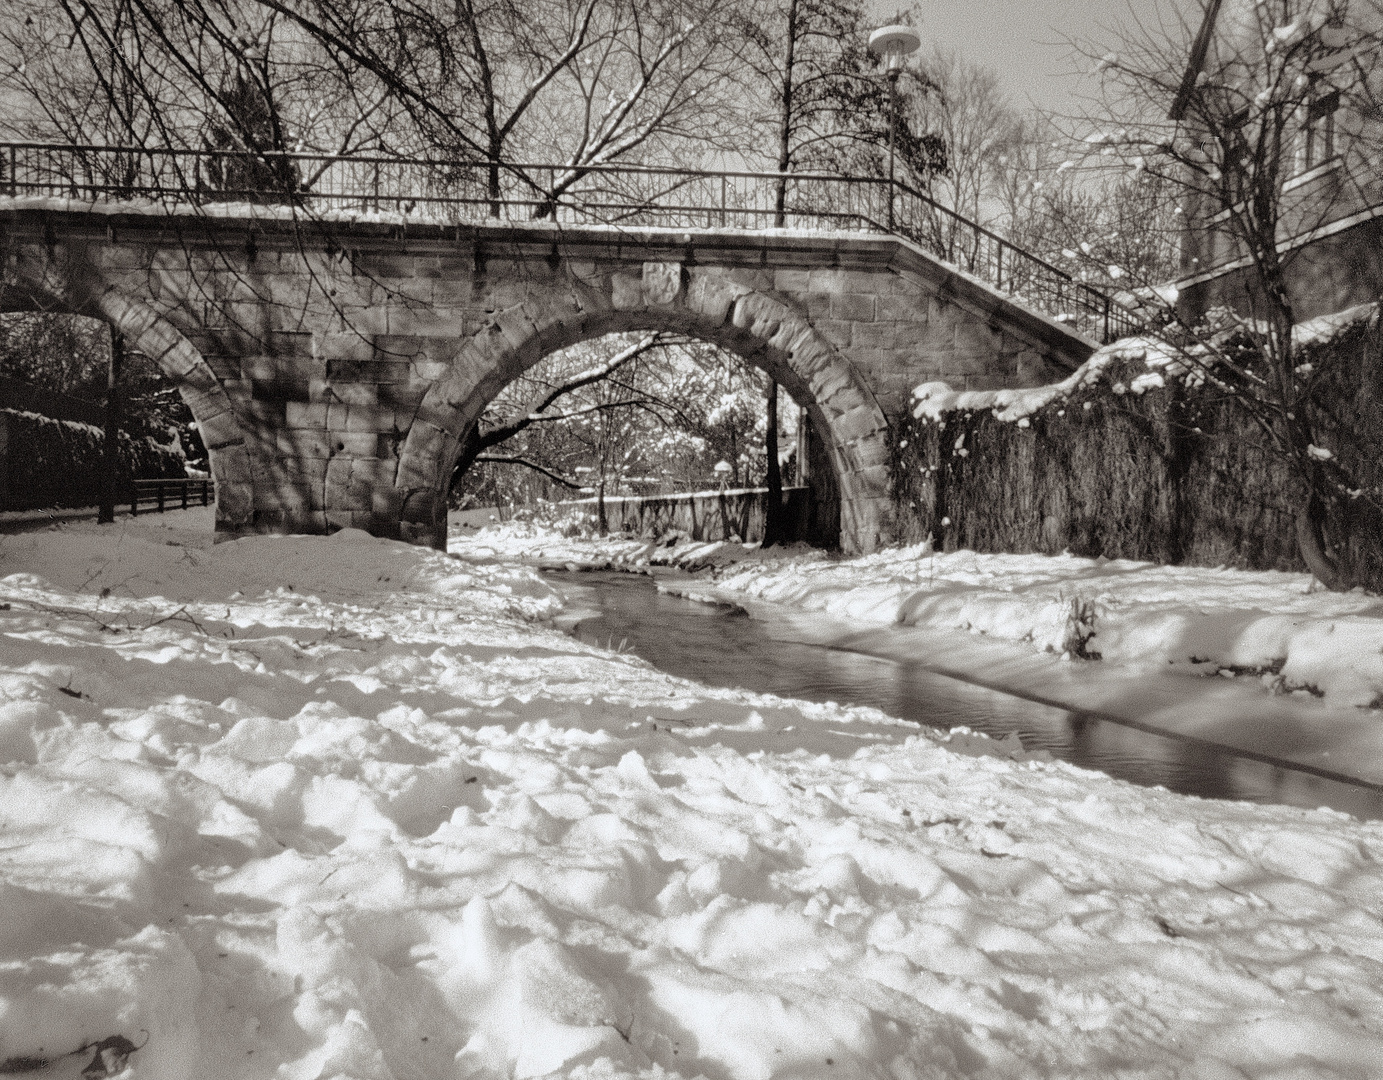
[762,380,785,547]
[773,0,800,228]
[98,331,123,525]
[1295,474,1347,591]
[597,475,608,535]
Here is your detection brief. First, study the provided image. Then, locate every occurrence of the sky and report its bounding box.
[868,0,1200,116]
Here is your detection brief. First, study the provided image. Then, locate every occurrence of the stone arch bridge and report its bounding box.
[1,207,1095,552]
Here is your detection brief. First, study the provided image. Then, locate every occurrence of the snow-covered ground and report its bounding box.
[5,510,1383,1080]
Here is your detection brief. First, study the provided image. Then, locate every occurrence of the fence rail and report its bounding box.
[0,142,1140,342]
[129,477,213,515]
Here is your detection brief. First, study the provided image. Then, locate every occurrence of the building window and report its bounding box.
[1304,89,1340,169]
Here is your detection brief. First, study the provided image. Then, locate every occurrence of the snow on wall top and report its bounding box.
[912,301,1379,423]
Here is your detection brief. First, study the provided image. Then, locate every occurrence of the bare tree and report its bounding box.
[901,46,1033,266]
[1065,0,1383,588]
[731,0,942,214]
[0,0,747,211]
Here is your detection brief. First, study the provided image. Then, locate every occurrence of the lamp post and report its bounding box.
[867,23,920,231]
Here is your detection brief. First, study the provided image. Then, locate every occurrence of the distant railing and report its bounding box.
[0,142,1139,342]
[129,476,213,515]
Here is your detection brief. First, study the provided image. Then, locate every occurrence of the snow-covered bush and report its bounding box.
[893,311,1383,590]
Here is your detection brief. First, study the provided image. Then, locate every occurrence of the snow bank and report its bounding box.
[454,523,1383,708]
[5,512,1383,1079]
[705,545,1383,708]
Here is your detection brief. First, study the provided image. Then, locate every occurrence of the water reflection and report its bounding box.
[554,570,1383,821]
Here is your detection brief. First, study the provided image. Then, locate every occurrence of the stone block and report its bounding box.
[240,399,288,426]
[279,429,335,459]
[892,322,951,349]
[843,347,887,375]
[732,292,790,342]
[327,358,412,384]
[377,382,428,408]
[875,294,925,322]
[414,256,473,282]
[809,268,878,294]
[342,405,406,433]
[851,322,895,349]
[196,408,243,451]
[383,305,473,337]
[830,293,875,322]
[206,356,241,380]
[374,335,462,369]
[331,433,382,459]
[490,304,541,354]
[725,268,774,292]
[941,353,993,377]
[833,405,889,446]
[473,278,530,311]
[685,271,750,323]
[213,480,254,525]
[285,402,330,429]
[239,356,280,383]
[313,379,379,406]
[411,403,468,440]
[953,320,1001,357]
[372,487,403,518]
[351,457,397,486]
[352,251,416,279]
[773,269,812,292]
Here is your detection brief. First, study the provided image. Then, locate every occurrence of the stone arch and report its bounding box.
[394,263,895,553]
[0,261,253,538]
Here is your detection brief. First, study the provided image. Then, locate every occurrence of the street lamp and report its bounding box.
[867,22,920,230]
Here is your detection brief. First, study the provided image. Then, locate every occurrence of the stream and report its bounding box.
[552,569,1383,821]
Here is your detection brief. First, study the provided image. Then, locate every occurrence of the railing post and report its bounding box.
[720,175,727,228]
[1104,295,1111,343]
[996,241,1004,291]
[8,145,16,197]
[157,481,165,514]
[181,481,188,510]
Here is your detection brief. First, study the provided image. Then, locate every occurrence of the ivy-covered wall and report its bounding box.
[0,409,188,511]
[891,317,1383,590]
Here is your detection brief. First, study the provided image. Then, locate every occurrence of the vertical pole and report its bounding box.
[182,481,188,510]
[157,480,165,513]
[721,174,727,227]
[98,331,123,524]
[9,145,17,197]
[763,380,783,547]
[796,410,810,485]
[887,71,899,232]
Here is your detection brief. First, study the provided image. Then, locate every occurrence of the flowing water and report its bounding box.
[552,569,1383,821]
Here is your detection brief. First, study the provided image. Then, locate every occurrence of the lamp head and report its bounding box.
[868,24,921,75]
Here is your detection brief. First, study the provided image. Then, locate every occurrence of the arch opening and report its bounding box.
[447,326,843,547]
[395,278,894,554]
[0,273,252,536]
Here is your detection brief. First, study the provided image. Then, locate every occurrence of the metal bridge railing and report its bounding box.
[0,142,1139,343]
